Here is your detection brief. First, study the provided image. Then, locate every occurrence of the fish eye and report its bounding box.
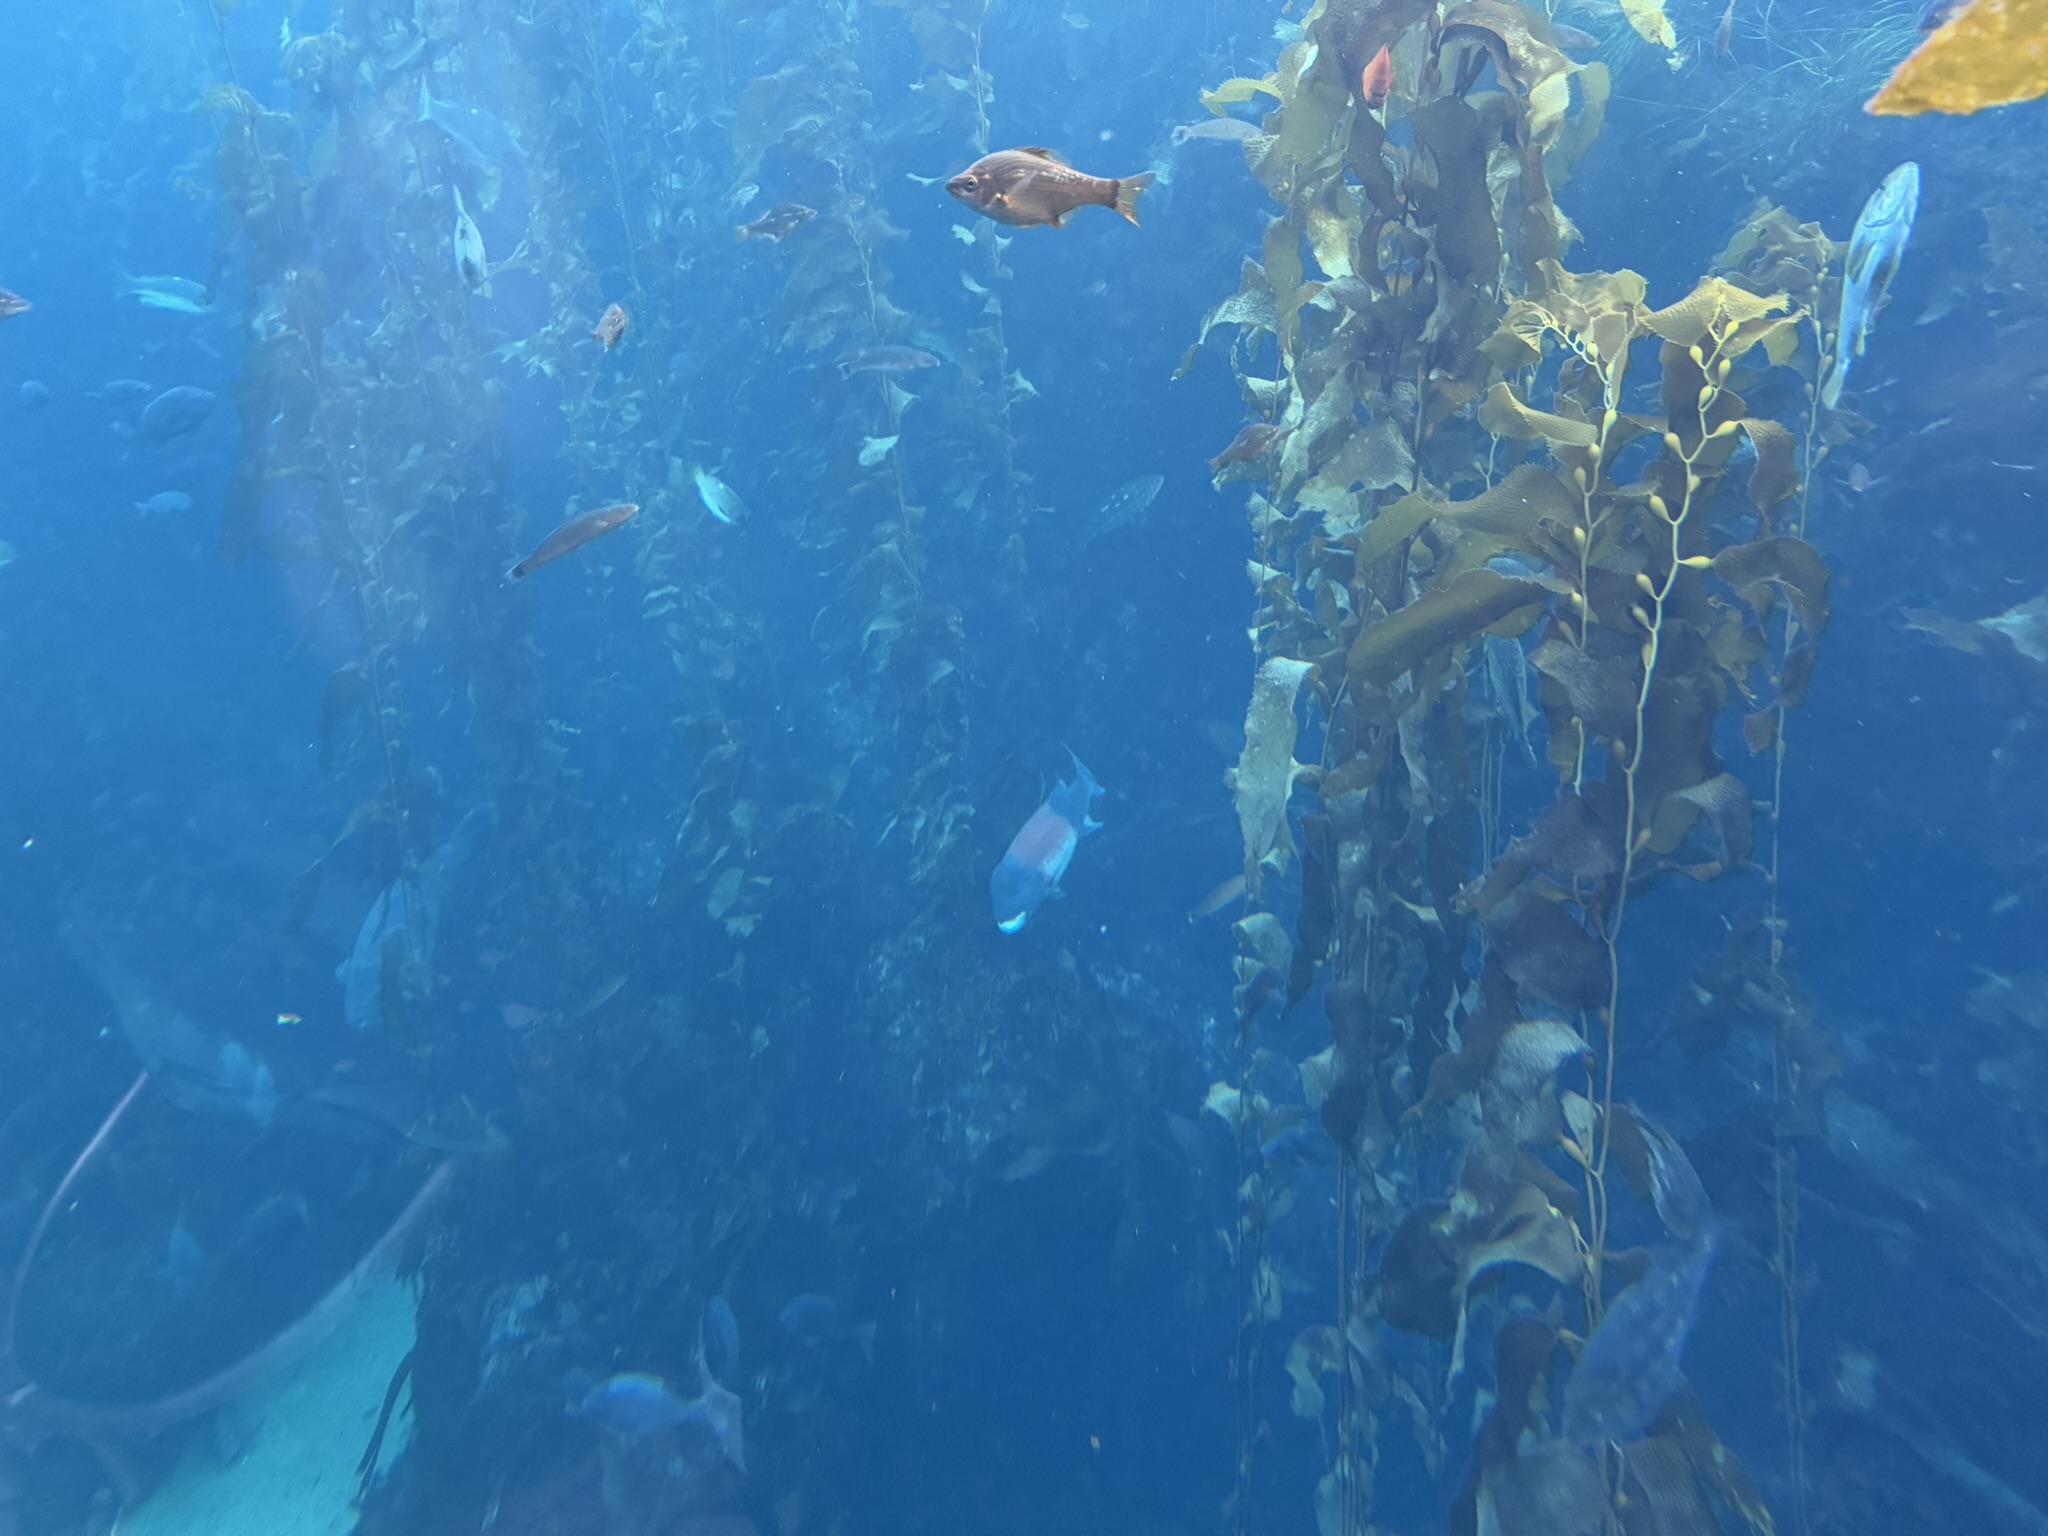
[961,175,977,188]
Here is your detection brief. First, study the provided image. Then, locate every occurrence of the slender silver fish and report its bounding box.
[1821,162,1919,409]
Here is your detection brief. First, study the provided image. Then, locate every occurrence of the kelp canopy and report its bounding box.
[1197,0,1847,1530]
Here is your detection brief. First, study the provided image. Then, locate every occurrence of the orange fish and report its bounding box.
[1209,422,1284,474]
[593,303,629,350]
[1360,44,1394,111]
[509,502,639,579]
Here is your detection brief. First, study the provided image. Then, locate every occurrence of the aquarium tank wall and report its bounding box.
[1,0,2044,1534]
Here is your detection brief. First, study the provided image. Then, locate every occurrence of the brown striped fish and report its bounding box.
[946,148,1153,229]
[509,502,639,579]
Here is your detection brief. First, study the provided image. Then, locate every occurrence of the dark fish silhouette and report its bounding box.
[947,148,1154,229]
[592,303,629,350]
[837,345,941,377]
[509,502,639,579]
[737,203,816,241]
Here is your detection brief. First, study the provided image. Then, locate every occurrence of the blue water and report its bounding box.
[1,0,2044,1533]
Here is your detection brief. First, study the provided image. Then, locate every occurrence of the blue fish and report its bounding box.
[990,751,1104,933]
[418,82,525,208]
[1561,1229,1720,1447]
[779,1293,877,1361]
[338,806,492,1032]
[703,1296,741,1384]
[566,1367,745,1470]
[1820,162,1918,410]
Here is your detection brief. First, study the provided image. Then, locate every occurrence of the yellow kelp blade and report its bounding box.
[1866,0,2048,115]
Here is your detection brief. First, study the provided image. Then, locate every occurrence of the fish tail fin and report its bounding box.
[1113,172,1155,226]
[1818,355,1845,410]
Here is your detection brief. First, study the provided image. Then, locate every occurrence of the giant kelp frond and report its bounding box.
[1867,0,2048,115]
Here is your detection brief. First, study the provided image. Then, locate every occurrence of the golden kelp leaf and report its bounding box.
[1379,1202,1463,1336]
[1305,193,1361,280]
[1255,36,1355,205]
[1530,260,1651,359]
[1620,0,1677,49]
[1486,892,1609,1011]
[1235,910,1295,1023]
[1355,490,1438,565]
[1620,1434,1719,1536]
[1440,2,1580,145]
[1201,74,1284,115]
[1642,276,1786,349]
[1478,381,1599,447]
[1408,96,1500,284]
[1348,569,1545,687]
[1265,213,1310,348]
[1462,1183,1584,1290]
[1302,420,1415,532]
[1459,789,1620,916]
[1530,636,1639,742]
[1657,1387,1780,1536]
[1547,62,1609,190]
[1711,536,1830,635]
[1229,656,1317,880]
[1867,0,2048,115]
[1670,772,1753,867]
[1485,298,1553,368]
[1363,464,1577,566]
[1739,418,1799,510]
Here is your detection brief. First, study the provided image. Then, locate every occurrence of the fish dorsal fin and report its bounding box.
[1017,147,1068,165]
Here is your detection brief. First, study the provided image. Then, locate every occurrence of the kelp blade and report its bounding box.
[1866,0,2048,115]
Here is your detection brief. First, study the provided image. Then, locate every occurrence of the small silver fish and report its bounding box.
[836,345,941,378]
[121,274,213,314]
[1170,118,1261,147]
[452,187,488,292]
[692,469,747,526]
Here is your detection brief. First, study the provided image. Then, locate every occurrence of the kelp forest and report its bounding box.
[10,0,2029,1530]
[1204,2,1853,1535]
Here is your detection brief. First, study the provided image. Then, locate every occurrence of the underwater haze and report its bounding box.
[2,0,2046,1533]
